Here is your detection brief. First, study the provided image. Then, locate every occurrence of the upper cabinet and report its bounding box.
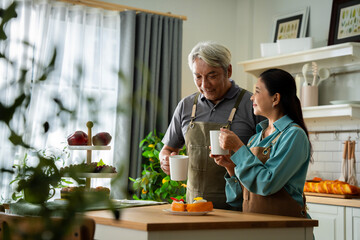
[238,42,360,77]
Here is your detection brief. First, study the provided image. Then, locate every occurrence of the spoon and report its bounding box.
[317,68,330,86]
[311,62,318,86]
[302,63,311,86]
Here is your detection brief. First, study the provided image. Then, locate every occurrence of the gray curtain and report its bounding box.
[112,11,183,197]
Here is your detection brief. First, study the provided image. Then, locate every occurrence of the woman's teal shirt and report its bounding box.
[225,115,311,209]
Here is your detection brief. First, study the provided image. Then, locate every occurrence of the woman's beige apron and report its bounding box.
[184,90,246,209]
[243,129,307,217]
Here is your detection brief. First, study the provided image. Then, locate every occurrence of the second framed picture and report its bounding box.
[328,0,360,45]
[272,7,310,43]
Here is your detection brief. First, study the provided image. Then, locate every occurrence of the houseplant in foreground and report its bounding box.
[0,3,119,239]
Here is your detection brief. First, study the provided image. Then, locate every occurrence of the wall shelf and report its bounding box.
[239,43,360,122]
[68,145,111,150]
[303,104,360,120]
[238,42,360,77]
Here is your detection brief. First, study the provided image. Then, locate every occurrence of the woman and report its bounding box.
[212,68,311,218]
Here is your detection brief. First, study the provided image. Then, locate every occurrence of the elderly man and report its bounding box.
[160,41,261,209]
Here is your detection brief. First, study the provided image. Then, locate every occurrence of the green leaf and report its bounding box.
[155,142,164,150]
[139,138,147,148]
[161,192,168,199]
[160,183,168,192]
[0,2,17,40]
[142,151,152,158]
[153,149,160,158]
[133,181,139,190]
[132,194,140,200]
[97,159,105,166]
[61,179,73,184]
[146,131,153,139]
[170,181,179,187]
[8,130,30,148]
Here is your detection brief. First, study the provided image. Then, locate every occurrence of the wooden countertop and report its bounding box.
[306,195,360,208]
[86,204,317,231]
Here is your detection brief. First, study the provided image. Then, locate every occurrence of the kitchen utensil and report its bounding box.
[302,63,311,86]
[346,140,352,183]
[317,68,330,86]
[339,140,348,182]
[295,74,301,98]
[311,62,318,86]
[348,141,358,186]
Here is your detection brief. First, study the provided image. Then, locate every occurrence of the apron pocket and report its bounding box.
[188,144,209,171]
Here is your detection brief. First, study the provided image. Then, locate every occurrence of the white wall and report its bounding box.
[103,0,333,96]
[235,0,333,90]
[103,0,239,98]
[306,119,360,185]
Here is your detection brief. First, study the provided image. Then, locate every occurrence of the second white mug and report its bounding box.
[210,130,229,155]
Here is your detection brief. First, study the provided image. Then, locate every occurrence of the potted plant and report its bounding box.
[10,147,72,204]
[129,130,186,202]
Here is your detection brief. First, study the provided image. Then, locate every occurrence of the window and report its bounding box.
[0,0,123,200]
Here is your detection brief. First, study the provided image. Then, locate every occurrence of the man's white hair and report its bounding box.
[188,41,231,74]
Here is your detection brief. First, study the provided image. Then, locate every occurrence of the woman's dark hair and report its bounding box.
[259,68,309,140]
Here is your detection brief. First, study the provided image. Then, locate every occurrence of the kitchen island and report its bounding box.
[87,204,317,240]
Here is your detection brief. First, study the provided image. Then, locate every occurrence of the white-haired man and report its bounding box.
[160,41,262,209]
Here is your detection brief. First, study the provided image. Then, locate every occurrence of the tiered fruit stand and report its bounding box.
[67,121,116,188]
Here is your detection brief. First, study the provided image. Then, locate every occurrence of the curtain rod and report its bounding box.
[309,129,360,135]
[58,0,187,20]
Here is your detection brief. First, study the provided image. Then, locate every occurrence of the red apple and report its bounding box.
[67,131,88,145]
[92,132,112,146]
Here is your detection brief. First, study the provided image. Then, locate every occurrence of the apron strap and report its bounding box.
[224,89,246,129]
[189,89,246,129]
[252,124,302,153]
[190,92,201,128]
[262,132,283,155]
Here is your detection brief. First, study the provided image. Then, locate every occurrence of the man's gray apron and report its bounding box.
[184,89,246,209]
[243,127,307,217]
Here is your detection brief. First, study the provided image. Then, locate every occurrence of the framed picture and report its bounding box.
[272,7,309,43]
[328,0,360,45]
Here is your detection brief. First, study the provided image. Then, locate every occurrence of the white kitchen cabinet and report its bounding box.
[307,203,360,240]
[346,207,360,240]
[307,203,345,240]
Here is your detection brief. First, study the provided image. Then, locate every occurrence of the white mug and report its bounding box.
[210,130,229,155]
[169,155,189,181]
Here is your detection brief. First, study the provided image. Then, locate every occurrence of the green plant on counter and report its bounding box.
[129,130,186,203]
[10,147,72,202]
